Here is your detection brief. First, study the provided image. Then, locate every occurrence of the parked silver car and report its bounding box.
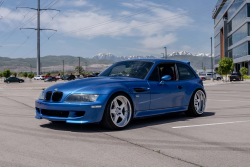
[198,72,222,81]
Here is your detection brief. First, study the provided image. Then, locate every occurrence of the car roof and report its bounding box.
[120,59,190,65]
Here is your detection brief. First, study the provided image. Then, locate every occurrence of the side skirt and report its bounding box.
[134,106,188,118]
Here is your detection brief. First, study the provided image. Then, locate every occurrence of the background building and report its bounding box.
[213,0,250,74]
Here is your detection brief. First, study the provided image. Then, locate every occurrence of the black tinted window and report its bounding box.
[177,64,196,80]
[148,66,160,81]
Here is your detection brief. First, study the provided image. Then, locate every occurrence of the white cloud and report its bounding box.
[39,3,193,40]
[140,34,177,48]
[0,0,193,49]
[121,1,162,9]
[57,0,89,7]
[72,0,88,6]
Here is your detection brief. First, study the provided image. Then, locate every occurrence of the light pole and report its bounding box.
[164,47,167,59]
[62,60,64,75]
[210,37,214,80]
[78,57,80,75]
[161,53,164,58]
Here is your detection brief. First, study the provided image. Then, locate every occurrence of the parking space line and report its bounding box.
[208,99,250,102]
[172,120,250,129]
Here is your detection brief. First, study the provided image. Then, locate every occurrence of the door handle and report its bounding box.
[134,88,147,92]
[177,86,183,89]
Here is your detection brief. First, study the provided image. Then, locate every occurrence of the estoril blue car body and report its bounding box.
[35,59,206,130]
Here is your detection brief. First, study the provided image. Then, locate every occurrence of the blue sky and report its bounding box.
[0,0,218,58]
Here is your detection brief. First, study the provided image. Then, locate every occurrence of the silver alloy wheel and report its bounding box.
[194,90,206,114]
[110,95,132,127]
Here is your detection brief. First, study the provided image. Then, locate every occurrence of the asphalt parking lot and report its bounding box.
[0,80,250,167]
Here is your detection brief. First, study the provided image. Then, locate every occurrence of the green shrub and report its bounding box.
[46,72,51,76]
[28,73,34,79]
[21,72,28,77]
[243,75,250,79]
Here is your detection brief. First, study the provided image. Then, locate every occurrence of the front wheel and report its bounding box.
[217,77,221,81]
[19,81,22,83]
[185,90,206,117]
[202,78,206,81]
[101,93,133,130]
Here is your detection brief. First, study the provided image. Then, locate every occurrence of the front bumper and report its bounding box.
[35,99,106,124]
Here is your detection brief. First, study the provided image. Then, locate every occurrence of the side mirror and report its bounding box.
[160,75,171,85]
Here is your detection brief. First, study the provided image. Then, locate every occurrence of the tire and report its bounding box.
[101,93,133,130]
[19,80,22,83]
[202,78,206,81]
[7,81,10,84]
[217,77,221,81]
[185,90,206,117]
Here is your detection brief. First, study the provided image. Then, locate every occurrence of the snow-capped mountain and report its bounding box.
[194,53,212,57]
[91,51,212,61]
[169,51,193,57]
[92,53,118,60]
[168,51,211,57]
[92,53,158,61]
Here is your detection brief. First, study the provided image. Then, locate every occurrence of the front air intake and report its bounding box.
[52,92,63,101]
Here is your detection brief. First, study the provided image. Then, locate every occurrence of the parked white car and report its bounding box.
[34,75,44,80]
[198,72,222,81]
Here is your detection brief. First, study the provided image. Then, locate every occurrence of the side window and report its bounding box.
[177,64,196,80]
[148,66,160,81]
[159,64,176,81]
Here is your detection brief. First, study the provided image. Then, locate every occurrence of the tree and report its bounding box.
[28,73,34,79]
[3,69,11,78]
[75,66,84,74]
[0,72,3,78]
[21,72,28,77]
[218,57,234,82]
[46,72,51,76]
[203,66,206,72]
[240,67,248,81]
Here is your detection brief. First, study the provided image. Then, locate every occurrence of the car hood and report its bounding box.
[45,77,144,94]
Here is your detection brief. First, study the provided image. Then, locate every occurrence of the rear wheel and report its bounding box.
[19,80,22,83]
[7,81,10,84]
[185,90,206,117]
[202,78,206,81]
[101,93,133,130]
[217,77,221,81]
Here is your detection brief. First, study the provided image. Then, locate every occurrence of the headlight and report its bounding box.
[65,94,99,102]
[39,92,45,100]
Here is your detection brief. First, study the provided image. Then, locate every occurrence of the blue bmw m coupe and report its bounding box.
[35,59,206,130]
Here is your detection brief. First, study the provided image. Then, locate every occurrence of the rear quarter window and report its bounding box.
[177,64,196,80]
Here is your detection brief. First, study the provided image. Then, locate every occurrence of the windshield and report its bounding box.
[99,61,154,79]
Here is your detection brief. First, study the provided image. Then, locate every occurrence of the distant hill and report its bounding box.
[0,52,213,72]
[0,55,114,72]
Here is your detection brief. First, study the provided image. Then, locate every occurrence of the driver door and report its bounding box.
[147,63,185,110]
